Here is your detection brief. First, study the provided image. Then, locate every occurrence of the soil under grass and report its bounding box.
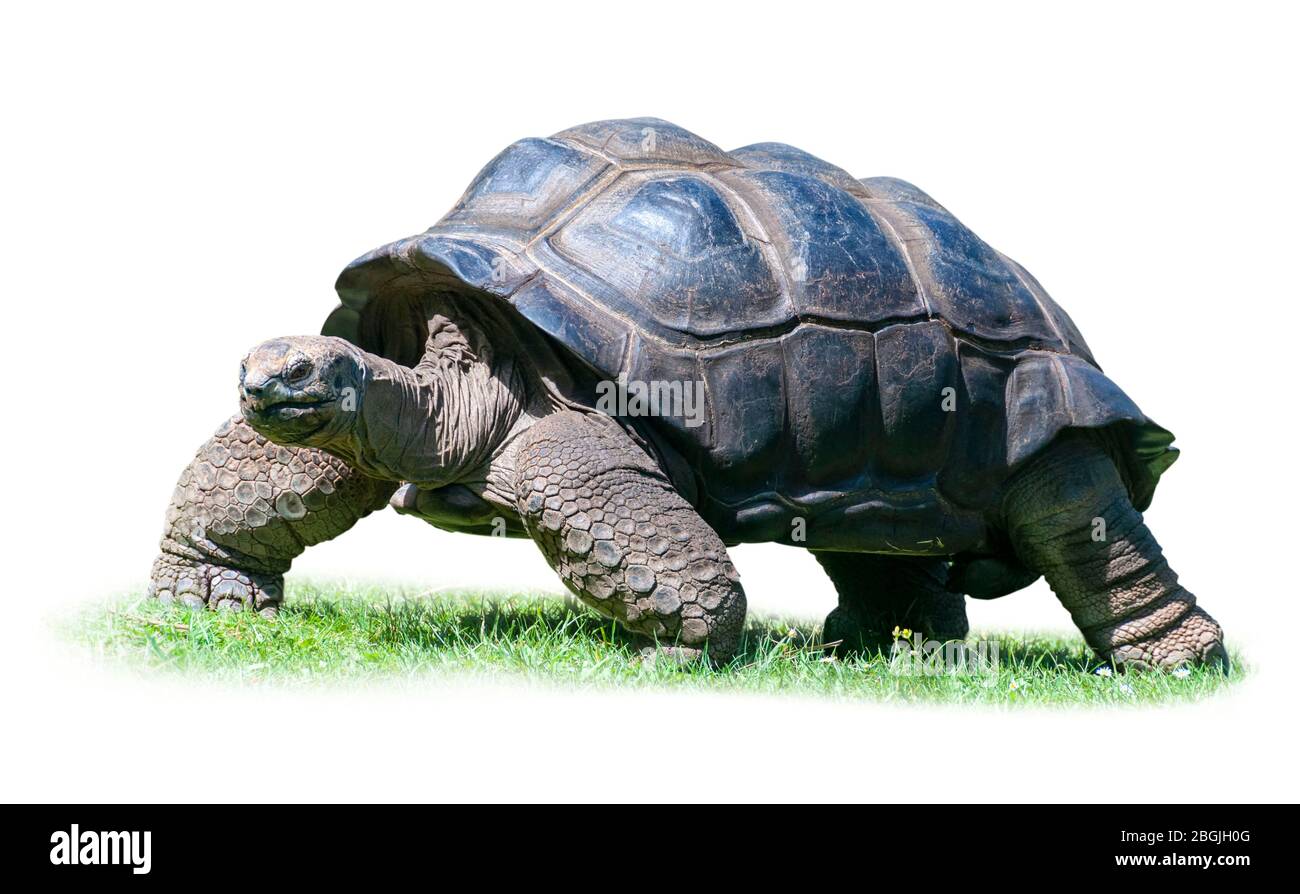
[68,581,1241,706]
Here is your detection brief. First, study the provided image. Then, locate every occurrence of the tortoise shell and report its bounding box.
[328,118,1176,552]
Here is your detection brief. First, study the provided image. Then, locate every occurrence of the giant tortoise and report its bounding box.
[149,117,1226,671]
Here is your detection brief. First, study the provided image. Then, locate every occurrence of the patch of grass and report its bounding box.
[68,581,1241,705]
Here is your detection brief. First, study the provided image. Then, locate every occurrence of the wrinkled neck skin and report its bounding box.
[323,294,559,506]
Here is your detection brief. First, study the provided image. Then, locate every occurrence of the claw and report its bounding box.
[148,554,283,616]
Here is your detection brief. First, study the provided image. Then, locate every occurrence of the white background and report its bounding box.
[3,1,1297,802]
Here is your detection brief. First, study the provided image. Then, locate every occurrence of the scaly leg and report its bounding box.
[1003,431,1227,671]
[149,416,395,615]
[513,412,747,664]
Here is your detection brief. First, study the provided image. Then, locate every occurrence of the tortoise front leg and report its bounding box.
[513,411,747,664]
[1003,431,1228,671]
[149,416,395,615]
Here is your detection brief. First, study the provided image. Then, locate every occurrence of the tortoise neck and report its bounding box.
[335,349,527,487]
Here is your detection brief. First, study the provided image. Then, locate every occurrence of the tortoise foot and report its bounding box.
[1106,606,1229,674]
[148,554,283,618]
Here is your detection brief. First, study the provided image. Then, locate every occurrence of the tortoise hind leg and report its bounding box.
[1003,431,1228,671]
[813,552,969,655]
[513,411,747,665]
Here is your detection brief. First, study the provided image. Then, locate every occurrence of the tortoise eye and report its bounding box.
[284,359,313,383]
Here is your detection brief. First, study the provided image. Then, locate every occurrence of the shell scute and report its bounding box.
[780,325,876,486]
[549,172,788,339]
[870,198,1065,348]
[938,347,1011,508]
[729,142,869,197]
[443,137,609,235]
[554,117,734,167]
[623,335,707,445]
[727,169,923,324]
[510,277,628,376]
[874,321,960,480]
[697,339,787,502]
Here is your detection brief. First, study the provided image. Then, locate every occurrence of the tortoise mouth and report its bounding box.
[257,398,334,414]
[242,395,335,416]
[241,397,339,442]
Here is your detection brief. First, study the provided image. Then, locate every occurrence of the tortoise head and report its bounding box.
[239,336,364,447]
